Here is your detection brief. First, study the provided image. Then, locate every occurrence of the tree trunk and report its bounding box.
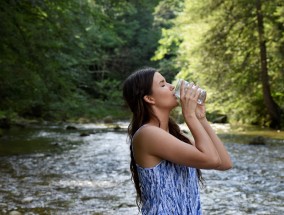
[256,0,282,128]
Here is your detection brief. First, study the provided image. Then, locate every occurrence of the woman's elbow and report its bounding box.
[225,160,233,170]
[211,156,222,169]
[217,160,233,171]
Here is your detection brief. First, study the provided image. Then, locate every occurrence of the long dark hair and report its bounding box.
[122,67,203,209]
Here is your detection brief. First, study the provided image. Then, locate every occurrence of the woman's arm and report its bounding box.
[133,124,221,169]
[199,117,233,170]
[195,104,232,170]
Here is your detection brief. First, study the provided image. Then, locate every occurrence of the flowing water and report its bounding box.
[0,122,283,215]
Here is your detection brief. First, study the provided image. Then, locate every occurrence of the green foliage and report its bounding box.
[4,0,282,127]
[151,0,185,82]
[153,0,284,127]
[0,0,162,121]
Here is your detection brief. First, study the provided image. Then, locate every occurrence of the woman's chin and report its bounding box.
[173,100,179,108]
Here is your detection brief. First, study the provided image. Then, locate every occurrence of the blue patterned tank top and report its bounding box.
[136,160,202,215]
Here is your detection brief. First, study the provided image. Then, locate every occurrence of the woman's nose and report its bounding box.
[169,84,175,91]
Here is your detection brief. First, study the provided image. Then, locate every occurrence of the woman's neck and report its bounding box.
[148,109,170,132]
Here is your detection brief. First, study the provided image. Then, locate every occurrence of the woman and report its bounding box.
[122,67,232,214]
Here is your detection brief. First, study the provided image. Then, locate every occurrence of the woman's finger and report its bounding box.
[180,80,185,97]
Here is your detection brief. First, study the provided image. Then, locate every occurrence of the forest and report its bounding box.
[1,0,283,129]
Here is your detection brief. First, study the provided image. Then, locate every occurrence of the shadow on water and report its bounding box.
[0,122,283,214]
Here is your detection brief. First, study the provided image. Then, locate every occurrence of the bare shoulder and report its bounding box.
[132,125,169,167]
[132,124,211,168]
[133,125,168,146]
[133,124,187,157]
[136,124,167,136]
[132,125,222,169]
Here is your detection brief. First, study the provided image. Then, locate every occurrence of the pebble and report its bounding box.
[22,197,33,203]
[9,211,22,215]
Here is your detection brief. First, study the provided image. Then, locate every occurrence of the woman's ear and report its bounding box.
[143,95,155,104]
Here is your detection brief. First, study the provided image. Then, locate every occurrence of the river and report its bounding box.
[0,122,283,215]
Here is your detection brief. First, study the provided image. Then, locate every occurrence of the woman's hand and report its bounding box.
[180,81,201,119]
[195,103,206,120]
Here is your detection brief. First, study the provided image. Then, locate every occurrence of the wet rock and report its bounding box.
[0,117,11,129]
[117,203,134,208]
[212,115,228,123]
[80,132,90,137]
[249,136,266,145]
[78,117,91,124]
[22,197,33,203]
[113,125,121,131]
[9,211,22,215]
[0,202,7,208]
[103,116,113,124]
[236,127,245,132]
[13,122,27,128]
[80,130,96,137]
[66,125,77,130]
[51,142,60,146]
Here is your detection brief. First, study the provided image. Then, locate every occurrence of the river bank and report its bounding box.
[1,115,284,140]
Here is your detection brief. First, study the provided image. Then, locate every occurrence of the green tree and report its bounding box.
[154,0,284,128]
[91,0,162,80]
[151,0,185,82]
[0,0,123,118]
[85,0,163,109]
[0,0,164,120]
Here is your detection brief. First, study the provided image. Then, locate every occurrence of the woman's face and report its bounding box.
[149,72,178,109]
